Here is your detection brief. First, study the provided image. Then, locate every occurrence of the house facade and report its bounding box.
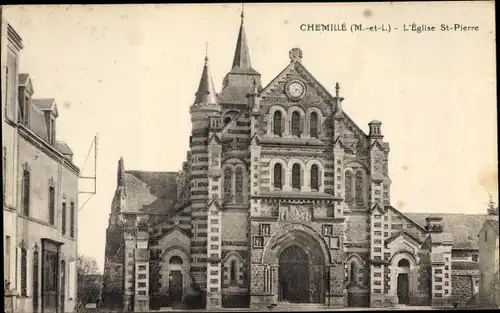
[2,16,80,313]
[101,13,488,312]
[478,216,500,308]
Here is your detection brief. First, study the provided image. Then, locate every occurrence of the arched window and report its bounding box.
[291,111,300,137]
[235,167,244,203]
[223,167,233,203]
[273,111,283,136]
[310,164,319,190]
[230,259,238,284]
[273,163,283,190]
[169,256,183,265]
[292,164,301,190]
[345,171,353,204]
[310,112,318,138]
[398,259,409,268]
[350,260,358,283]
[355,171,364,206]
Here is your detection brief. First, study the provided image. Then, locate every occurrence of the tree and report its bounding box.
[77,255,100,276]
[486,195,499,215]
[76,255,101,307]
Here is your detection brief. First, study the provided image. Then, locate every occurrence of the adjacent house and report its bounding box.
[478,215,500,308]
[2,13,81,313]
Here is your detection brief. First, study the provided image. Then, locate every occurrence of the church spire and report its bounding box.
[231,4,252,70]
[193,48,218,106]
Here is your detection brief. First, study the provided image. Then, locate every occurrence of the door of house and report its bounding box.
[169,271,183,304]
[397,273,409,305]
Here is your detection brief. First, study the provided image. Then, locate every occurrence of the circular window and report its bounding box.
[224,117,231,124]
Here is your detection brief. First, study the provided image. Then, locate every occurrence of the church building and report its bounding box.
[101,12,487,311]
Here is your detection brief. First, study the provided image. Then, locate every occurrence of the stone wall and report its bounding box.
[452,273,475,305]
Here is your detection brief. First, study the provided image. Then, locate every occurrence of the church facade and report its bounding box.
[101,14,486,311]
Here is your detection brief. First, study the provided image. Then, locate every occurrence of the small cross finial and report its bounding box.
[205,42,208,62]
[335,82,340,97]
[241,3,244,22]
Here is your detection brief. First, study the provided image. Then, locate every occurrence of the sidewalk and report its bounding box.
[87,305,437,313]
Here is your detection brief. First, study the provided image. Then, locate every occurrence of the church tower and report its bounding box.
[188,51,222,298]
[218,10,262,105]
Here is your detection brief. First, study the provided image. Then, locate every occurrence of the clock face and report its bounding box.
[288,81,305,98]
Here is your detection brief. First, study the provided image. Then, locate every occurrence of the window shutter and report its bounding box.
[317,116,322,134]
[299,116,304,135]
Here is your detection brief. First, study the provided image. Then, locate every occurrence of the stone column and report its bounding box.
[272,265,279,303]
[327,264,346,307]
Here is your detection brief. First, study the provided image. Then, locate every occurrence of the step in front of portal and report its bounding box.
[273,303,328,311]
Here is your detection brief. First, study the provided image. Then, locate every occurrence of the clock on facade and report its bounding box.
[285,80,306,99]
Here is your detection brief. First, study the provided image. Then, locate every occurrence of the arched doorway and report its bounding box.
[397,259,410,305]
[168,256,184,305]
[278,245,310,303]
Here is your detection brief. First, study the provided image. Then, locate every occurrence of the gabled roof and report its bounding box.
[118,170,178,215]
[28,104,49,140]
[369,202,386,215]
[333,136,347,149]
[19,73,34,95]
[260,60,336,105]
[153,224,191,242]
[32,98,58,117]
[386,229,423,245]
[405,212,488,250]
[386,206,427,233]
[259,58,371,140]
[482,219,499,235]
[370,139,387,152]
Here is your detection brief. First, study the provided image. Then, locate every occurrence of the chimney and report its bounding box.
[369,120,383,138]
[425,216,443,233]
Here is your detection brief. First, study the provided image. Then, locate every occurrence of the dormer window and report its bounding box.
[46,115,56,145]
[23,96,30,124]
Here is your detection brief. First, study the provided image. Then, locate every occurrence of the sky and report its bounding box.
[4,3,497,271]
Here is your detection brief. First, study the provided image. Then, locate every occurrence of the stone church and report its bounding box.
[101,12,487,312]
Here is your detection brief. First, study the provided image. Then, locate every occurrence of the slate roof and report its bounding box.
[485,219,499,234]
[55,141,73,156]
[28,104,49,140]
[452,260,479,271]
[121,170,178,214]
[405,212,488,250]
[19,73,30,85]
[193,57,218,106]
[32,98,56,112]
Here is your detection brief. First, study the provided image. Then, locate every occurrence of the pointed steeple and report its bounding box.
[219,6,261,105]
[231,5,253,71]
[193,51,218,106]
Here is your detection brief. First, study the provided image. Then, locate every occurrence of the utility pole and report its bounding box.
[78,134,99,211]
